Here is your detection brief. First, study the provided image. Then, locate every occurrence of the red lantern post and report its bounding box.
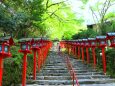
[76,40,81,59]
[0,37,14,86]
[83,39,90,63]
[31,38,40,80]
[18,38,32,86]
[96,36,107,74]
[81,39,85,62]
[74,41,77,57]
[88,38,97,68]
[37,39,43,71]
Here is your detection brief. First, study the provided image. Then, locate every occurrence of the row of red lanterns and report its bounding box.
[0,37,52,86]
[18,38,52,86]
[60,32,115,74]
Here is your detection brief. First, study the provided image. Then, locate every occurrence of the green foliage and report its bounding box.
[87,47,115,77]
[106,48,115,77]
[105,12,115,19]
[0,0,86,39]
[101,20,115,35]
[43,1,85,40]
[72,29,98,39]
[3,45,22,86]
[0,0,45,38]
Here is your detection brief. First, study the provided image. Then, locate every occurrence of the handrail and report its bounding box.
[59,51,80,86]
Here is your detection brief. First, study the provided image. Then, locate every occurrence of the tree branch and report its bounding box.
[46,0,49,9]
[101,0,111,22]
[47,0,67,8]
[90,6,100,23]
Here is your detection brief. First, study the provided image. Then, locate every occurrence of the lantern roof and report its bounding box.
[82,39,88,41]
[70,40,76,42]
[88,38,96,41]
[78,39,82,42]
[19,38,33,43]
[34,38,41,41]
[0,36,14,45]
[96,36,106,39]
[107,32,115,36]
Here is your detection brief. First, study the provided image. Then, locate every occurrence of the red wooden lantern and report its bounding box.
[82,39,90,47]
[32,38,41,49]
[82,39,90,63]
[31,38,41,80]
[76,40,81,59]
[88,38,96,47]
[88,38,97,68]
[107,32,115,47]
[79,39,85,62]
[0,36,14,86]
[96,36,107,48]
[19,38,32,53]
[96,36,107,74]
[18,38,32,86]
[73,41,77,56]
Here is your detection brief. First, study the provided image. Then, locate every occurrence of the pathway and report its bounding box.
[26,46,115,86]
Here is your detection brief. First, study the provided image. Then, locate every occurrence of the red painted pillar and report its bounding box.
[74,46,75,56]
[68,46,70,54]
[78,47,80,59]
[68,45,69,54]
[92,48,96,68]
[0,58,3,86]
[102,47,106,74]
[72,45,74,55]
[75,47,76,57]
[72,46,74,55]
[22,53,27,86]
[38,49,41,72]
[41,48,44,66]
[73,46,74,55]
[41,48,44,67]
[81,47,84,62]
[86,48,90,63]
[33,50,37,80]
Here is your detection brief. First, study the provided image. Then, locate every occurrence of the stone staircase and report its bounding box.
[69,56,115,86]
[26,50,115,86]
[27,51,72,86]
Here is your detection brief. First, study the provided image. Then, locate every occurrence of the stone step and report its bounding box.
[42,68,68,70]
[28,80,73,85]
[43,67,95,71]
[78,79,115,84]
[45,64,66,66]
[27,79,115,85]
[40,70,69,73]
[43,66,67,68]
[37,73,70,76]
[38,72,105,77]
[45,63,66,65]
[45,61,64,63]
[28,76,71,80]
[40,70,98,74]
[26,83,115,86]
[28,75,109,80]
[25,83,82,86]
[80,83,115,86]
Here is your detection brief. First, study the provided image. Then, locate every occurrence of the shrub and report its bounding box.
[72,29,98,39]
[106,48,115,78]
